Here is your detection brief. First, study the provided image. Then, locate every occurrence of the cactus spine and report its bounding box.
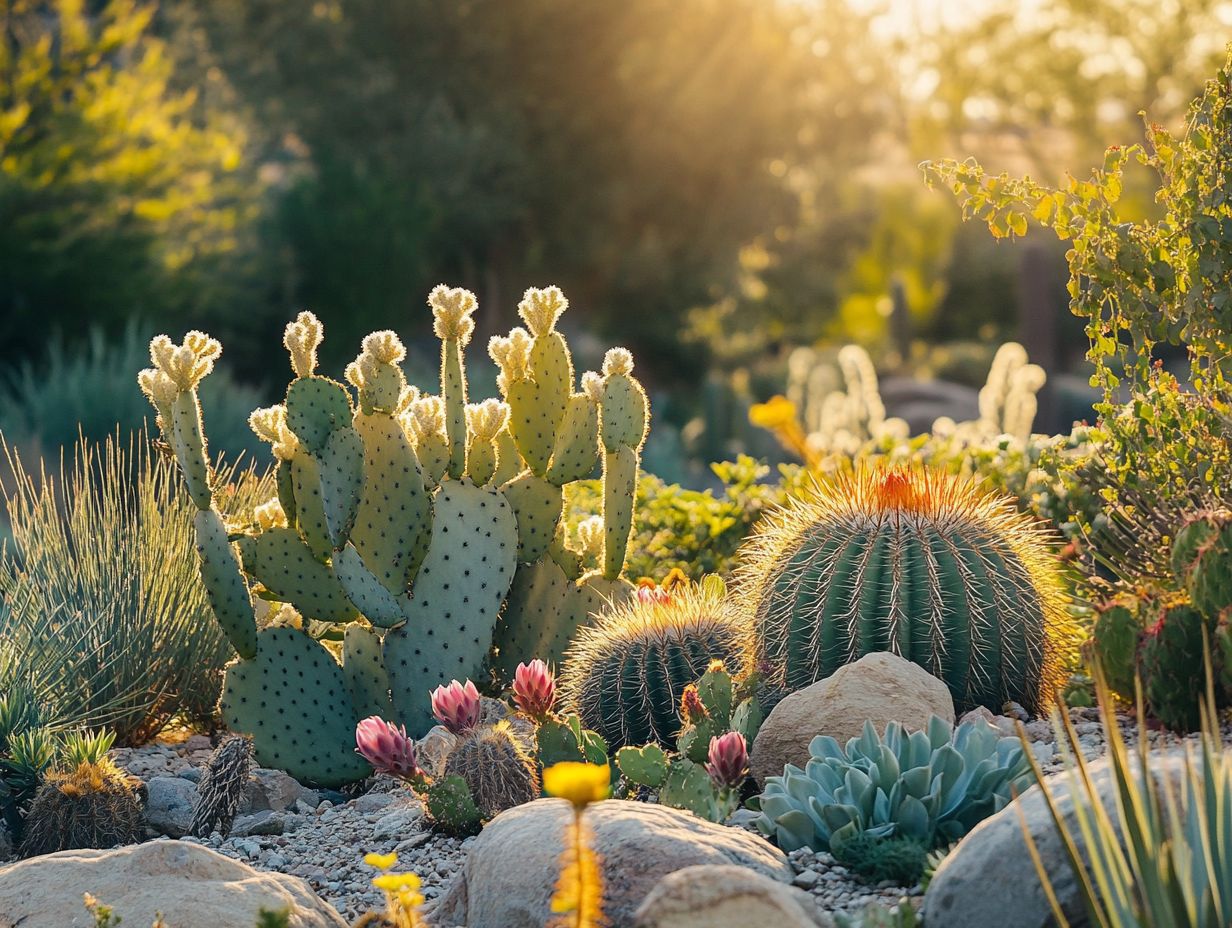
[19,759,144,857]
[736,467,1074,715]
[141,285,648,786]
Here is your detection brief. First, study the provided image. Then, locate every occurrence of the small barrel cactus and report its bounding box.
[735,467,1074,715]
[19,759,145,857]
[559,575,753,749]
[443,721,540,820]
[1090,596,1145,700]
[190,735,254,839]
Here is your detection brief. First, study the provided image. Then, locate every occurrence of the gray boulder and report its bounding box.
[923,752,1189,928]
[432,799,791,928]
[143,776,197,838]
[633,864,833,928]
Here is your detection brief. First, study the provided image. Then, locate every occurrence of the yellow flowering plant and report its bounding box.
[544,762,609,928]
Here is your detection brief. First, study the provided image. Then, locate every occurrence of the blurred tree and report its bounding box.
[0,0,268,364]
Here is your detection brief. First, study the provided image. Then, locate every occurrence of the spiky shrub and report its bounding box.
[736,467,1074,715]
[560,576,753,749]
[138,285,647,787]
[191,735,254,838]
[0,726,56,843]
[18,757,144,857]
[831,832,930,887]
[754,717,1034,853]
[443,720,540,820]
[0,432,269,742]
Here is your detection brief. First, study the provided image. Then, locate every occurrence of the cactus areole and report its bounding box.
[737,467,1075,715]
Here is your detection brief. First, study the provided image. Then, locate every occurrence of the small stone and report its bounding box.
[792,869,821,889]
[373,808,421,839]
[144,776,198,838]
[178,768,203,783]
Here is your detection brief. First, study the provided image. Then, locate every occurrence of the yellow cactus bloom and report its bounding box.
[518,286,569,337]
[543,762,610,810]
[466,399,510,442]
[364,852,398,870]
[373,872,422,892]
[428,284,479,343]
[748,395,797,430]
[283,311,324,378]
[488,327,533,392]
[580,371,603,402]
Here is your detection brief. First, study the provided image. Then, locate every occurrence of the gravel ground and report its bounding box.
[5,708,1232,924]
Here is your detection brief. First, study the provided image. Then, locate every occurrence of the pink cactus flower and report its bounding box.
[430,679,482,735]
[636,582,671,605]
[705,732,749,790]
[512,659,556,720]
[355,717,422,782]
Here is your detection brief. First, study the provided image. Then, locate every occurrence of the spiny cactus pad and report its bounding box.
[290,455,332,561]
[220,627,371,787]
[317,427,364,547]
[237,527,358,624]
[194,508,258,659]
[333,543,411,628]
[343,624,394,719]
[501,470,563,563]
[490,556,573,684]
[385,479,518,733]
[736,467,1074,715]
[285,375,353,455]
[546,393,600,485]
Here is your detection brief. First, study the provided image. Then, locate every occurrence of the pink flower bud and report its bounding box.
[705,732,749,790]
[512,659,556,720]
[430,679,482,735]
[680,685,708,725]
[355,717,422,782]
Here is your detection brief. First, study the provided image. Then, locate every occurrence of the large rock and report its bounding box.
[432,799,791,928]
[751,652,954,783]
[243,767,318,814]
[633,864,832,928]
[0,839,346,928]
[922,752,1189,928]
[143,776,198,838]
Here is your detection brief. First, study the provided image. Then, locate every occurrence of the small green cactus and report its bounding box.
[19,758,144,857]
[1090,597,1145,700]
[141,284,648,786]
[560,575,753,749]
[1172,510,1232,617]
[443,720,540,820]
[423,774,483,837]
[190,735,254,839]
[1137,603,1211,732]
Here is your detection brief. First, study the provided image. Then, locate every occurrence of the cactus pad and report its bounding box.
[238,527,358,624]
[343,624,394,719]
[194,508,257,659]
[220,627,371,787]
[291,455,332,561]
[317,427,364,547]
[171,391,212,509]
[285,375,353,455]
[501,470,563,563]
[351,413,432,590]
[333,543,411,628]
[546,393,600,485]
[602,446,638,580]
[385,479,518,733]
[490,556,573,685]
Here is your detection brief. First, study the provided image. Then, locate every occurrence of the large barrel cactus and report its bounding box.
[137,286,645,786]
[736,468,1073,715]
[559,575,753,749]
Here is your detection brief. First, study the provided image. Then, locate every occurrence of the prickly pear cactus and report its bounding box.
[140,283,648,785]
[1172,510,1232,618]
[1137,603,1211,732]
[1090,597,1144,700]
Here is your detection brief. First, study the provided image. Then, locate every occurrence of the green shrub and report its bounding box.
[0,432,270,744]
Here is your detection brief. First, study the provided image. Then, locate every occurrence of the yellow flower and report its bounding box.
[364,852,398,870]
[748,395,798,430]
[543,762,610,809]
[373,872,422,892]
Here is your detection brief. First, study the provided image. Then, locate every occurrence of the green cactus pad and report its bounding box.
[530,332,572,440]
[194,508,257,659]
[333,543,411,628]
[535,713,608,769]
[219,626,371,787]
[602,446,638,580]
[275,459,298,527]
[171,391,212,509]
[384,479,518,734]
[352,413,432,591]
[285,375,353,455]
[491,429,524,487]
[1138,604,1210,731]
[490,556,573,685]
[501,470,563,563]
[506,378,553,477]
[1173,511,1232,618]
[574,572,636,624]
[291,454,332,561]
[423,774,483,836]
[548,526,585,581]
[343,624,394,719]
[238,527,358,623]
[415,432,450,489]
[466,436,497,487]
[616,744,669,788]
[441,342,468,479]
[1091,599,1144,699]
[317,426,364,548]
[546,393,600,486]
[660,759,717,819]
[600,372,648,453]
